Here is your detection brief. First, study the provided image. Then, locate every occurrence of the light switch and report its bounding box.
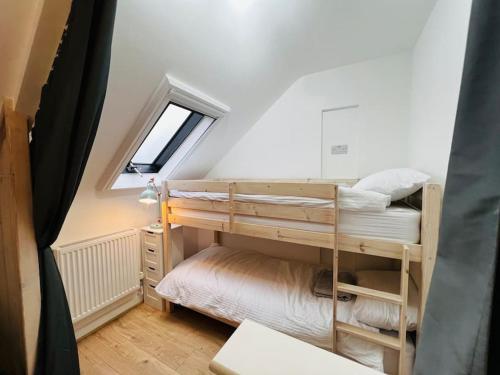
[331,144,348,155]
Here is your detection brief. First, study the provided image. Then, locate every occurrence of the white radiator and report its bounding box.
[53,229,141,323]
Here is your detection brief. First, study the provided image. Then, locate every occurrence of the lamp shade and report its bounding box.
[139,182,158,204]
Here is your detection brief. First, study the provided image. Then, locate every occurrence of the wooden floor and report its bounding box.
[78,304,235,375]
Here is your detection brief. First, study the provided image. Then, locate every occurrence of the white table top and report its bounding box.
[141,224,182,233]
[210,319,382,375]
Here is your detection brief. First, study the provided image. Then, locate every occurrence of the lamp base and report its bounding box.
[149,223,162,229]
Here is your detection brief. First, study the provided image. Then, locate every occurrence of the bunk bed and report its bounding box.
[155,180,442,374]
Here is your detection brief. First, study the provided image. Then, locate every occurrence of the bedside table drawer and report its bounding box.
[143,231,162,249]
[144,246,161,263]
[144,278,163,310]
[142,245,161,257]
[145,263,163,282]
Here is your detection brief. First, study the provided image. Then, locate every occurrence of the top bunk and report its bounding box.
[162,180,440,262]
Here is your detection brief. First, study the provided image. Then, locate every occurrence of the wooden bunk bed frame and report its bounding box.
[161,179,442,375]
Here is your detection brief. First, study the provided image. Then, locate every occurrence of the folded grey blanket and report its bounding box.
[313,270,356,301]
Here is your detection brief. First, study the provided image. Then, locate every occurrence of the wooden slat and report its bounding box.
[167,198,229,213]
[233,201,335,224]
[337,283,402,305]
[233,181,336,199]
[336,322,400,350]
[167,214,229,232]
[167,180,229,193]
[338,235,422,262]
[232,222,335,248]
[398,246,410,375]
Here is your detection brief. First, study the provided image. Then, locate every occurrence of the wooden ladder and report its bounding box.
[332,244,410,375]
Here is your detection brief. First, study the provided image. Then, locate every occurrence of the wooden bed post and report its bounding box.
[162,181,174,313]
[332,184,339,353]
[229,182,235,234]
[417,183,442,336]
[0,98,41,374]
[398,246,410,375]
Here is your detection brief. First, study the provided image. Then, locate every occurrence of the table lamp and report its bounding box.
[139,178,162,229]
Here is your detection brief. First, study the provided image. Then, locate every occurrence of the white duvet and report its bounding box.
[155,245,385,371]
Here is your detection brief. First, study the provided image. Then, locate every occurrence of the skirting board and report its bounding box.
[74,290,143,340]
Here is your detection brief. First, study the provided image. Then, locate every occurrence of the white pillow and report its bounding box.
[338,186,390,212]
[353,271,418,331]
[353,168,430,201]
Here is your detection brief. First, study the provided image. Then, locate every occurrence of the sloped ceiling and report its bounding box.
[86,0,437,189]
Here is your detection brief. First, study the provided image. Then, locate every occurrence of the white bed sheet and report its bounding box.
[156,245,385,371]
[171,205,422,244]
[170,189,335,207]
[169,186,391,212]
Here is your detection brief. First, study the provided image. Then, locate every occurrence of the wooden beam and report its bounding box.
[0,98,40,375]
[168,214,229,232]
[338,235,422,262]
[232,222,335,248]
[167,180,229,193]
[167,197,229,213]
[233,201,335,224]
[417,183,442,335]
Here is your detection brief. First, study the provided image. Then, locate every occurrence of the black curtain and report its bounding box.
[30,1,117,374]
[414,0,500,374]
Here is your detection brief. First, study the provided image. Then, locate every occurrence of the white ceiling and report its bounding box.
[87,0,437,189]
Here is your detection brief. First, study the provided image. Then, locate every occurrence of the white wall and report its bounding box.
[208,53,412,179]
[57,0,471,246]
[408,0,472,185]
[56,184,155,244]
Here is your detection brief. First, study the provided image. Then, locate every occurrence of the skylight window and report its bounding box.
[125,103,214,174]
[100,75,230,191]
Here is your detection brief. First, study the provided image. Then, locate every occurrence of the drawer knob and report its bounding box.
[147,248,155,253]
[148,266,156,271]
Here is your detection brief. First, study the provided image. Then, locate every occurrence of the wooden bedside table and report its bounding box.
[141,224,183,311]
[141,226,165,310]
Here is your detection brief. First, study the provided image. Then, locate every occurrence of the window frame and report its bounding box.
[98,75,230,191]
[123,102,207,174]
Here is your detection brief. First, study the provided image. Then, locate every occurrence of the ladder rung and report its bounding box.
[336,322,401,350]
[337,282,402,305]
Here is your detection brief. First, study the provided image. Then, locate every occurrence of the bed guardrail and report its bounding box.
[165,180,338,248]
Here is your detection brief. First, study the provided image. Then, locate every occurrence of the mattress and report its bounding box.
[156,245,389,370]
[170,205,422,244]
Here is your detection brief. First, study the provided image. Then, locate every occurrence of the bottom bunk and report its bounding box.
[154,244,416,374]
